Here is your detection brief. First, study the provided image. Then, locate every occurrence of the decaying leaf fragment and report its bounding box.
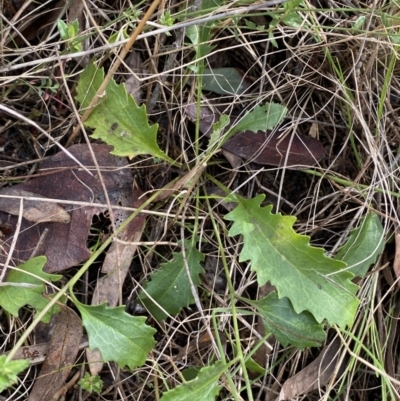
[86,186,147,375]
[0,187,70,224]
[279,337,347,400]
[28,306,83,401]
[0,143,140,273]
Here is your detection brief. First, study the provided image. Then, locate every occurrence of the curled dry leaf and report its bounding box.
[86,186,147,375]
[185,104,324,167]
[0,144,140,273]
[27,306,83,401]
[0,187,70,224]
[279,337,347,400]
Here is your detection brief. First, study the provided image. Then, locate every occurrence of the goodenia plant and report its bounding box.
[1,59,384,397]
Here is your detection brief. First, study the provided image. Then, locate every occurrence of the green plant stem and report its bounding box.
[377,44,397,127]
[5,188,163,363]
[302,169,400,198]
[205,195,254,401]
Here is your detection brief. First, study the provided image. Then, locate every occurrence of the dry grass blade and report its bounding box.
[1,0,400,399]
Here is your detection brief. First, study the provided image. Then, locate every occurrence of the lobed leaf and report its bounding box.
[0,355,30,392]
[249,293,326,348]
[139,241,204,321]
[77,302,156,370]
[225,195,359,329]
[160,360,226,401]
[228,103,287,138]
[76,62,173,162]
[0,256,61,323]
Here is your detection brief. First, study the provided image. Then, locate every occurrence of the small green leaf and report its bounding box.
[225,195,359,329]
[249,292,326,348]
[160,11,175,27]
[208,114,230,150]
[139,241,204,320]
[78,372,103,394]
[228,103,287,139]
[57,19,69,40]
[0,355,30,392]
[201,68,250,95]
[76,62,173,163]
[77,302,156,370]
[353,16,366,30]
[0,256,62,323]
[282,12,303,28]
[335,212,384,277]
[160,361,226,401]
[69,19,79,37]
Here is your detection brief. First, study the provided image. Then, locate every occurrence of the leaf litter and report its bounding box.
[0,0,396,399]
[0,143,142,273]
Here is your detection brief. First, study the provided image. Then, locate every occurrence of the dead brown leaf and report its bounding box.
[124,50,144,105]
[28,306,83,401]
[0,144,135,273]
[0,188,70,224]
[279,337,347,400]
[185,104,324,167]
[86,187,147,375]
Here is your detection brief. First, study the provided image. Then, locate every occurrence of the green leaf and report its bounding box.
[225,195,359,329]
[208,114,230,150]
[68,19,79,37]
[228,103,287,139]
[0,256,62,323]
[249,292,326,348]
[0,355,30,392]
[78,372,103,394]
[282,12,304,28]
[57,19,69,40]
[202,68,250,95]
[139,241,205,320]
[335,212,384,277]
[77,302,156,370]
[160,361,226,401]
[76,62,173,162]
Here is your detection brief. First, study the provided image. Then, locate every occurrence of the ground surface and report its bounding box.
[1,0,400,400]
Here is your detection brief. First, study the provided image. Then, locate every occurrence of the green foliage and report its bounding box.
[227,103,287,140]
[207,103,287,151]
[160,361,226,401]
[185,0,220,62]
[249,293,326,348]
[57,19,83,53]
[225,195,359,329]
[78,372,103,394]
[201,68,249,95]
[0,355,30,392]
[75,62,173,162]
[336,212,384,277]
[138,241,205,321]
[76,301,156,370]
[0,256,62,323]
[208,114,230,150]
[160,11,175,35]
